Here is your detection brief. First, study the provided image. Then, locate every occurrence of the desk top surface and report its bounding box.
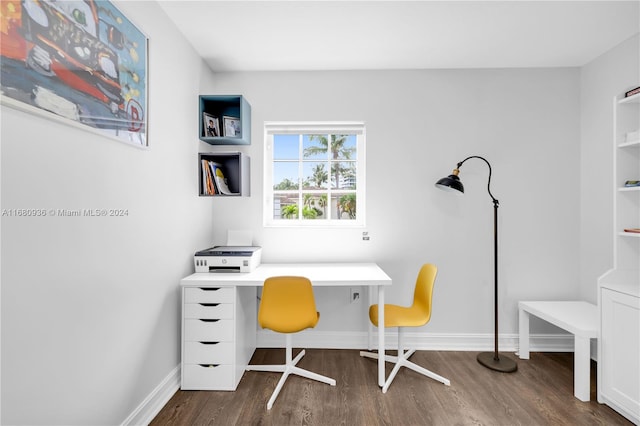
[519,301,597,337]
[181,262,392,287]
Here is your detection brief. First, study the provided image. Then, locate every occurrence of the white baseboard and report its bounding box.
[256,330,577,353]
[126,331,581,425]
[121,365,180,426]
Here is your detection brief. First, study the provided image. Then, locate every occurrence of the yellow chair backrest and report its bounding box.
[368,263,437,328]
[258,276,320,333]
[412,263,437,323]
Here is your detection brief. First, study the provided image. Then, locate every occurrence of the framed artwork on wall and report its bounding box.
[0,0,149,148]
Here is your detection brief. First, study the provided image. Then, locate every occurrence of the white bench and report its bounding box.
[518,301,598,402]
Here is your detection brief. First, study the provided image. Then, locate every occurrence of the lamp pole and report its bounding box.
[436,156,517,373]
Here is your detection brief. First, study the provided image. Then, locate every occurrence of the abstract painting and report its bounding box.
[1,0,148,147]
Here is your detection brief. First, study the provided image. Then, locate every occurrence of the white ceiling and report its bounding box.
[159,1,640,72]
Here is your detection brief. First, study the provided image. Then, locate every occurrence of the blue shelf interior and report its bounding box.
[199,95,250,145]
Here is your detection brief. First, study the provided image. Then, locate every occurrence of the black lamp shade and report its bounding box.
[435,174,464,193]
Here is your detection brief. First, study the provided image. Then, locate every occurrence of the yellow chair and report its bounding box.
[246,276,336,409]
[360,263,450,393]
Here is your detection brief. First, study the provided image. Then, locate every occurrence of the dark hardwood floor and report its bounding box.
[151,350,631,425]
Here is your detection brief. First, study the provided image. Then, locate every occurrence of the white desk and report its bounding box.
[180,263,392,389]
[518,301,598,401]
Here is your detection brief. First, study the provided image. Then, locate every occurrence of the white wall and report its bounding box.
[1,2,216,424]
[579,34,640,302]
[206,68,582,338]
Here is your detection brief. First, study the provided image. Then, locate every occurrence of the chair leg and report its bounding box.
[382,355,404,393]
[246,334,335,409]
[267,368,291,410]
[359,349,399,364]
[291,365,336,385]
[246,364,286,373]
[402,358,450,386]
[364,328,450,393]
[381,328,407,393]
[287,335,335,385]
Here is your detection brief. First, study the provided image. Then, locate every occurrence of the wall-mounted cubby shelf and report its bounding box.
[199,152,250,197]
[199,95,251,145]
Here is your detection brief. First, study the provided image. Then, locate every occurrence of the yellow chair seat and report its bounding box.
[369,303,429,328]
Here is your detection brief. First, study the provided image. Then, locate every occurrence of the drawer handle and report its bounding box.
[199,287,221,291]
[199,319,220,323]
[199,341,220,345]
[199,303,220,307]
[198,364,220,368]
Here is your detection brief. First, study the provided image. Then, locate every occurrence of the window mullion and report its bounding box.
[298,134,304,220]
[326,133,332,220]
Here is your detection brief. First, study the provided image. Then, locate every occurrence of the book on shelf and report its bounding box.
[201,160,238,195]
[623,228,640,234]
[209,162,237,195]
[624,180,640,187]
[625,86,640,98]
[201,159,216,195]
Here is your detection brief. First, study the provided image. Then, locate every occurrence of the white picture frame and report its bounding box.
[223,116,241,137]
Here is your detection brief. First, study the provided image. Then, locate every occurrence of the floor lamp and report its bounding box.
[435,156,517,373]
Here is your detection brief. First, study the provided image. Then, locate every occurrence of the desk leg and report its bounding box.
[518,308,530,359]
[368,286,373,351]
[378,286,385,387]
[574,336,591,401]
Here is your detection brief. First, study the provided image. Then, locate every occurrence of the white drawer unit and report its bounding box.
[183,341,235,364]
[184,287,236,303]
[183,303,234,319]
[181,285,257,391]
[182,364,235,389]
[183,319,235,342]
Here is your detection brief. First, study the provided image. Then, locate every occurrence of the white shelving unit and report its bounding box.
[597,89,640,425]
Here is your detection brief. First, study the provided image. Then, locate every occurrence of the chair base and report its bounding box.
[246,335,336,409]
[360,329,450,393]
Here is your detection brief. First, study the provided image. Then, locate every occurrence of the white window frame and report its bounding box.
[264,121,366,228]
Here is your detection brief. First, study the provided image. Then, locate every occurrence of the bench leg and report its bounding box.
[518,308,530,359]
[574,336,591,401]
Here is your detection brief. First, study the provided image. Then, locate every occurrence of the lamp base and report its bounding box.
[477,352,518,373]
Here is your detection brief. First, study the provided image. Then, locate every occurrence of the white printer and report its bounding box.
[194,246,262,273]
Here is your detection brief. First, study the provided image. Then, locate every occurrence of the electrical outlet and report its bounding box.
[362,231,370,241]
[350,288,361,304]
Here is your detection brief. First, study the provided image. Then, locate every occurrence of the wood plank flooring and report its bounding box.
[151,350,632,425]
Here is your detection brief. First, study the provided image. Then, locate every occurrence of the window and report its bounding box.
[264,122,366,227]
